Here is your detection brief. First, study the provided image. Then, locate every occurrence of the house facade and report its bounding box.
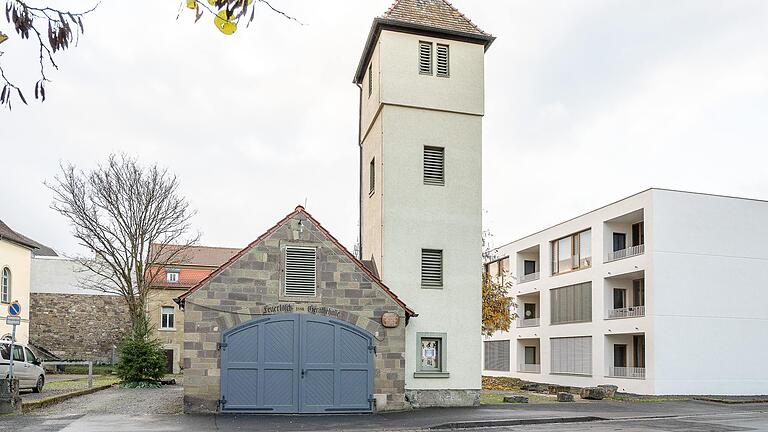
[355,0,493,406]
[178,207,414,413]
[0,220,36,345]
[146,244,239,374]
[482,188,768,395]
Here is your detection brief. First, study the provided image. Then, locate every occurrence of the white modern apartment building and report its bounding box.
[482,188,768,395]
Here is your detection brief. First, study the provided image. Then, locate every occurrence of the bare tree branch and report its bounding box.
[47,154,200,328]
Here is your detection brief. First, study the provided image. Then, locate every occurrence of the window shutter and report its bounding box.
[436,44,449,77]
[483,340,510,371]
[421,249,443,287]
[423,146,445,185]
[368,63,373,97]
[284,246,317,297]
[419,41,433,75]
[551,337,592,375]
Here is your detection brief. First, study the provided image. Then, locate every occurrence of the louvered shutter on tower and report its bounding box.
[436,44,449,77]
[284,246,317,297]
[423,146,445,185]
[419,41,433,75]
[421,249,443,287]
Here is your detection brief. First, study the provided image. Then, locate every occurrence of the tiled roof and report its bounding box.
[382,0,490,37]
[148,244,240,267]
[0,219,41,250]
[177,206,416,317]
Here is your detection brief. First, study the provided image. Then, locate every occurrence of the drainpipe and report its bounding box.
[356,82,363,260]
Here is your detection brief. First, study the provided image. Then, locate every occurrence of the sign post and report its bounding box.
[6,301,21,387]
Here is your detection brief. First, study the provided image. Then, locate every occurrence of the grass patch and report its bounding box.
[46,376,120,390]
[480,393,506,404]
[608,394,690,403]
[50,365,116,375]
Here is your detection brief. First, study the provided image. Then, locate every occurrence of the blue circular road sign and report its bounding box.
[8,301,20,317]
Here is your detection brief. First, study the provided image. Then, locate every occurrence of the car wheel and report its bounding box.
[32,375,44,393]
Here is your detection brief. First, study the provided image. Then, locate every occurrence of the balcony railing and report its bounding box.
[517,318,540,328]
[609,366,646,379]
[519,364,541,373]
[519,272,540,284]
[606,244,645,262]
[607,305,645,319]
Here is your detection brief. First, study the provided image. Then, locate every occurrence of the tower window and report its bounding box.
[283,246,317,297]
[436,44,449,77]
[419,41,433,75]
[423,146,445,186]
[421,249,443,288]
[368,63,373,97]
[369,157,375,195]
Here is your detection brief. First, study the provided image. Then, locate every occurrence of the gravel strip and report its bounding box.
[33,384,183,416]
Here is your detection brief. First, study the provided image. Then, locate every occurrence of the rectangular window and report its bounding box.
[423,146,445,186]
[633,335,646,368]
[436,44,449,77]
[613,288,626,309]
[166,271,179,283]
[415,332,448,377]
[524,346,537,365]
[1,267,10,303]
[0,343,9,361]
[483,340,510,371]
[613,232,626,252]
[24,347,37,364]
[614,344,627,368]
[368,62,373,97]
[284,246,317,297]
[633,279,645,307]
[551,229,591,274]
[418,41,433,75]
[632,221,644,246]
[161,306,175,329]
[421,249,443,288]
[523,303,536,320]
[12,345,24,362]
[484,256,509,285]
[524,260,536,275]
[551,336,592,375]
[369,157,375,195]
[550,282,592,324]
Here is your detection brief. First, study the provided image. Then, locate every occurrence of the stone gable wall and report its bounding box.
[183,214,408,413]
[29,293,131,362]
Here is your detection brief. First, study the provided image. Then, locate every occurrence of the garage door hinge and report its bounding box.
[218,396,227,409]
[368,345,376,354]
[217,342,227,351]
[368,395,375,404]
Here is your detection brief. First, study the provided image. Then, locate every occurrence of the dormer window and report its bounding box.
[166,270,179,283]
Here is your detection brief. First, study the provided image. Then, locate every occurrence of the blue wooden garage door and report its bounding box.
[220,313,374,413]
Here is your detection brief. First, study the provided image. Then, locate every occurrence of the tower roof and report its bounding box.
[382,0,491,38]
[354,0,494,84]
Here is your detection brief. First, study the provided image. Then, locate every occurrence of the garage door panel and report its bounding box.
[225,369,259,408]
[303,320,336,364]
[226,330,259,363]
[339,328,368,365]
[302,369,335,408]
[264,320,296,364]
[339,370,369,406]
[263,369,296,407]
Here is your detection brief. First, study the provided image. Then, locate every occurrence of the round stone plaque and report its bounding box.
[381,312,400,328]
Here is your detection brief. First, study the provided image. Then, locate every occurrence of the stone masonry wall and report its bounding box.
[183,213,408,413]
[29,293,131,363]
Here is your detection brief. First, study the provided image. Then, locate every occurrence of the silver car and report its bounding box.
[0,341,45,393]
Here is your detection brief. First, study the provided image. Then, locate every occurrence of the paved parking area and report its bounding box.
[2,387,768,432]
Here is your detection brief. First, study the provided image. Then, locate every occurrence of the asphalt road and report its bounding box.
[2,385,768,432]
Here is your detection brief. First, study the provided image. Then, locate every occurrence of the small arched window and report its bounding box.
[1,267,10,304]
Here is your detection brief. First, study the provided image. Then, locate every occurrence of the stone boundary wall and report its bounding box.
[29,293,131,363]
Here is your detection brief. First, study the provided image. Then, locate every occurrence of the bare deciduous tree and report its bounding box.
[47,154,200,328]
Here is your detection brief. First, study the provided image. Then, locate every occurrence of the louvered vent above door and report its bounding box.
[419,41,433,75]
[423,146,445,186]
[436,44,449,77]
[284,246,317,297]
[421,249,443,288]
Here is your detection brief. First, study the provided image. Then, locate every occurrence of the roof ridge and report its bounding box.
[381,0,490,37]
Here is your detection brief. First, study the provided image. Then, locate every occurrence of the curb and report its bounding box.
[429,416,607,429]
[22,384,114,413]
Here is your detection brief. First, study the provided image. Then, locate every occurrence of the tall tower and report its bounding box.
[354,0,494,406]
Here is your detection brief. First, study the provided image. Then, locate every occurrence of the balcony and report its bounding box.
[517,318,540,328]
[607,244,645,262]
[519,272,539,284]
[608,305,645,319]
[518,363,541,374]
[609,366,646,379]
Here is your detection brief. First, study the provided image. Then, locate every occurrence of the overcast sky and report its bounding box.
[1,0,767,256]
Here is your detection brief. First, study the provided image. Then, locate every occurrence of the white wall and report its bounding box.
[0,240,32,344]
[31,256,113,296]
[651,189,768,395]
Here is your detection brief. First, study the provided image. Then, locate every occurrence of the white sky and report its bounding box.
[1,0,767,255]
